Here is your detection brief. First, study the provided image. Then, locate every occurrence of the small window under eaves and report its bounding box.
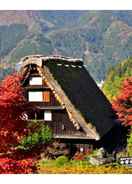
[29,77,42,85]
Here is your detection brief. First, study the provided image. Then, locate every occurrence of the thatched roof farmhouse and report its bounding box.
[19,55,125,153]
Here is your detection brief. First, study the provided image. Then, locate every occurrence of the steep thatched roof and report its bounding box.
[19,55,116,140]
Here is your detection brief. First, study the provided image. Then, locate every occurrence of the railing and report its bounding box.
[27,119,86,138]
[44,121,86,138]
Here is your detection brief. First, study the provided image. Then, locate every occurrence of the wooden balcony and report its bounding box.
[53,133,89,140]
[28,102,63,109]
[26,120,88,139]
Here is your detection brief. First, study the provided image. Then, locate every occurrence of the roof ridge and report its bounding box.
[20,54,83,64]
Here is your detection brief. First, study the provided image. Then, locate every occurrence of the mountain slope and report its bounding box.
[102,57,132,101]
[0,10,132,82]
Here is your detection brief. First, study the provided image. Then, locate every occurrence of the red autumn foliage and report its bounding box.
[0,73,36,173]
[0,157,36,174]
[72,149,92,161]
[73,152,85,161]
[112,76,132,126]
[0,73,29,152]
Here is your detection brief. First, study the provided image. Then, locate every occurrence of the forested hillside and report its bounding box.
[102,57,132,101]
[0,11,132,82]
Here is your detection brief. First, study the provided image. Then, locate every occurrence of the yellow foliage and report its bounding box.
[38,165,132,174]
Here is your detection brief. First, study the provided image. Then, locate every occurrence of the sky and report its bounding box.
[0,0,132,10]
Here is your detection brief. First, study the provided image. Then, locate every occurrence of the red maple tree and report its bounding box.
[0,73,36,173]
[0,73,28,152]
[112,76,132,126]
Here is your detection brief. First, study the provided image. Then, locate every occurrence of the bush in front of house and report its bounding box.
[127,131,132,156]
[38,155,69,168]
[18,123,53,151]
[55,156,69,167]
[0,157,36,174]
[37,155,132,174]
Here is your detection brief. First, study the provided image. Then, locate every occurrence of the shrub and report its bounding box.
[0,157,36,174]
[127,131,132,156]
[72,152,85,161]
[73,149,94,161]
[55,156,69,167]
[18,124,52,150]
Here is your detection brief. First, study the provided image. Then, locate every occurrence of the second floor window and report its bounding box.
[28,91,43,102]
[28,91,50,102]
